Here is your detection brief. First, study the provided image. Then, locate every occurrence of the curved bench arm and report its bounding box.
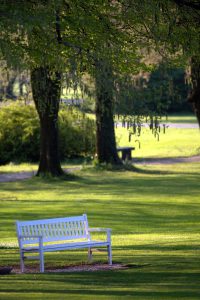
[88,228,111,242]
[88,228,111,232]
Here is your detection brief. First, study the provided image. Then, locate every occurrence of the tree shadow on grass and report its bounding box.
[1,268,200,299]
[81,163,200,176]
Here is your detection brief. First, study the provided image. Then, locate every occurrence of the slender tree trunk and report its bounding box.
[30,66,64,176]
[6,73,17,99]
[94,60,122,165]
[188,57,200,127]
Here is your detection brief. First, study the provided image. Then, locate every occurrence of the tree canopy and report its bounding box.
[0,0,199,173]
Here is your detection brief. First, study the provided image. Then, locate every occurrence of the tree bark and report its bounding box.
[94,60,122,165]
[30,66,64,176]
[188,57,200,128]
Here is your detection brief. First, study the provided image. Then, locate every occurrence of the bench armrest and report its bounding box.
[18,235,43,250]
[88,228,111,232]
[88,228,111,243]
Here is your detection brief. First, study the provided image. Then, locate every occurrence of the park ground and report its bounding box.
[0,114,200,299]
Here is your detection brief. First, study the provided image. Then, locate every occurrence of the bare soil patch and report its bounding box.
[0,167,80,182]
[11,263,128,274]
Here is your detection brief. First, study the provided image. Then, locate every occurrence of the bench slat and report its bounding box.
[17,217,88,243]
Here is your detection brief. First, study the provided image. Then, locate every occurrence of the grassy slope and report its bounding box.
[0,162,200,299]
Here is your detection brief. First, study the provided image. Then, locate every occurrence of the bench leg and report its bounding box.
[39,251,44,273]
[20,250,25,273]
[88,248,92,262]
[122,150,132,161]
[107,244,112,265]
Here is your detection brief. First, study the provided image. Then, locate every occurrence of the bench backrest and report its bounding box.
[16,214,90,245]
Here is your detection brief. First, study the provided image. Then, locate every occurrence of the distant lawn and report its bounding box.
[0,162,80,174]
[164,113,198,124]
[88,113,200,159]
[116,127,200,159]
[0,115,199,175]
[0,162,200,299]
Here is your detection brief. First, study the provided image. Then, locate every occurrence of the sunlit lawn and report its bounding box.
[116,127,200,158]
[114,113,199,159]
[0,114,199,174]
[0,114,200,299]
[163,113,198,123]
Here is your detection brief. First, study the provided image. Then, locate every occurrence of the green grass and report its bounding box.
[88,112,200,158]
[164,114,197,123]
[0,162,81,174]
[0,162,200,299]
[0,114,200,299]
[116,127,200,158]
[0,116,199,174]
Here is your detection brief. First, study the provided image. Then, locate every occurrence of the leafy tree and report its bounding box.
[1,0,148,169]
[116,61,190,116]
[167,1,200,125]
[0,0,130,173]
[1,0,199,175]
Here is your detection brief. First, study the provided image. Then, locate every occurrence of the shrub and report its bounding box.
[0,101,95,164]
[0,102,40,164]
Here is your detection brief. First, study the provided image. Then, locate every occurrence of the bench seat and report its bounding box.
[22,240,109,252]
[117,146,135,160]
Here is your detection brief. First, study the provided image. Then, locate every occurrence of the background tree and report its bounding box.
[0,0,131,172]
[128,0,200,125]
[94,59,122,164]
[0,0,65,175]
[1,0,199,174]
[188,57,200,126]
[116,61,190,116]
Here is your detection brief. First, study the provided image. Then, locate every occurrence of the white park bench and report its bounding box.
[16,214,112,273]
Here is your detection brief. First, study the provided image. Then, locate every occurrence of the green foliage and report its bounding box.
[115,62,191,117]
[0,102,40,164]
[0,102,95,164]
[146,63,191,113]
[59,106,95,159]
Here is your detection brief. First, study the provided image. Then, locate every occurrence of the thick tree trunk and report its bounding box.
[94,60,122,165]
[188,57,200,127]
[30,66,64,176]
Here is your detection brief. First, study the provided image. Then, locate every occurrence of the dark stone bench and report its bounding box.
[117,147,135,161]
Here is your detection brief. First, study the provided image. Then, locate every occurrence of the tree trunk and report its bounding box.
[94,60,122,165]
[188,57,200,127]
[6,73,17,99]
[30,66,64,176]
